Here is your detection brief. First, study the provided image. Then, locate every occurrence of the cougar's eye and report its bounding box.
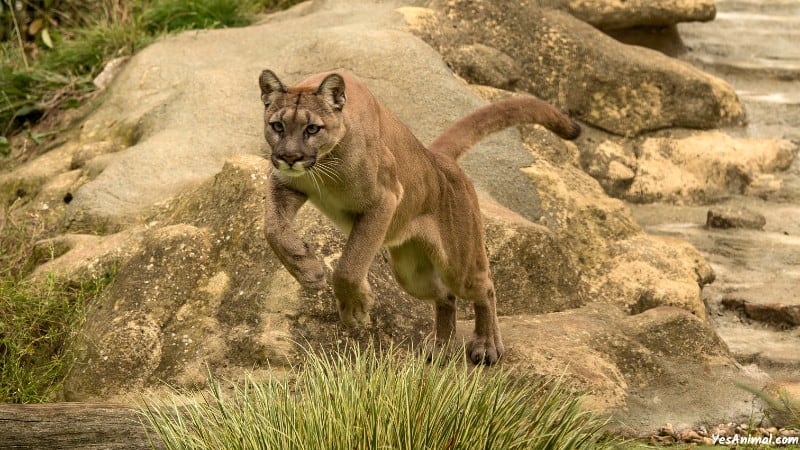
[270,122,284,133]
[305,124,321,135]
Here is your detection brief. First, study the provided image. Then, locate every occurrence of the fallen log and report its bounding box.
[0,402,162,449]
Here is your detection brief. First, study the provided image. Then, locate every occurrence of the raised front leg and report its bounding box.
[264,179,326,291]
[333,196,397,327]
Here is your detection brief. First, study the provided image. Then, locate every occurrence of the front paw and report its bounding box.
[338,304,370,328]
[268,235,326,291]
[296,261,327,292]
[333,276,374,328]
[467,336,503,365]
[279,246,326,292]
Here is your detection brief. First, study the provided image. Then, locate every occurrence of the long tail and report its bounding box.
[428,96,581,160]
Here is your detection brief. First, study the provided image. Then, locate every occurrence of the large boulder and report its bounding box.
[0,0,765,434]
[413,0,744,136]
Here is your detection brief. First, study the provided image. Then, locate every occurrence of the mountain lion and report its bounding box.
[259,69,580,365]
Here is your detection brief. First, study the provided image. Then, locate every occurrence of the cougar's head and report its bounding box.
[259,70,347,177]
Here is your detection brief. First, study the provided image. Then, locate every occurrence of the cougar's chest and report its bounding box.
[306,192,357,235]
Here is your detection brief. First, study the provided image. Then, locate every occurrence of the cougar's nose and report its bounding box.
[281,154,302,165]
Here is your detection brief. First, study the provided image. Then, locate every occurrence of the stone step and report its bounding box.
[721,298,800,329]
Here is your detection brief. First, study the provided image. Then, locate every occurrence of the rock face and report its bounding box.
[0,0,780,435]
[580,130,797,203]
[409,0,796,203]
[446,44,522,91]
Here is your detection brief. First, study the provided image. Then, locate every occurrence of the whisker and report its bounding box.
[327,156,344,167]
[315,162,341,184]
[315,158,343,184]
[307,167,323,198]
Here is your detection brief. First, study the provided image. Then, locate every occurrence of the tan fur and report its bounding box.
[259,70,580,364]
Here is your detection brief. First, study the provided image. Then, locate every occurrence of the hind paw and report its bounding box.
[467,337,503,365]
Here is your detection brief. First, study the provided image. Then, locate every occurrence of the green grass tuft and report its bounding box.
[141,344,615,450]
[0,273,113,403]
[141,0,252,33]
[0,64,93,136]
[41,22,152,76]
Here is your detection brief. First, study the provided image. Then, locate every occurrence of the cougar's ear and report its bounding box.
[316,73,346,110]
[259,69,286,106]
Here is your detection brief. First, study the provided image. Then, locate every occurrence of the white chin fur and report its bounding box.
[272,160,308,177]
[279,167,307,177]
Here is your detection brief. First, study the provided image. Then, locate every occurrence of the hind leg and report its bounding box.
[455,260,504,365]
[464,277,504,365]
[389,242,456,356]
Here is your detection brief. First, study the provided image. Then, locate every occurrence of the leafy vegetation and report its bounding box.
[142,344,615,450]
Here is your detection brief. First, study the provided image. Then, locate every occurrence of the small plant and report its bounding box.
[1,1,150,140]
[737,380,800,429]
[141,344,614,450]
